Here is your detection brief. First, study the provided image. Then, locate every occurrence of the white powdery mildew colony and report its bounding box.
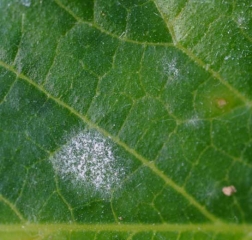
[20,0,31,7]
[162,56,179,79]
[50,130,124,196]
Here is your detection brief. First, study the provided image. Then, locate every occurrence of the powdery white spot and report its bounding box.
[163,57,179,79]
[50,130,124,196]
[224,55,231,61]
[237,16,246,28]
[196,179,219,206]
[222,185,237,196]
[0,48,7,60]
[21,0,31,7]
[185,116,202,128]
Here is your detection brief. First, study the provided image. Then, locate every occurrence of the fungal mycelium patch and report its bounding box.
[50,130,125,196]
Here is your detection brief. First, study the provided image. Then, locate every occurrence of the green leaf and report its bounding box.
[0,0,252,239]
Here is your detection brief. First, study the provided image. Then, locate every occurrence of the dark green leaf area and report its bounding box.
[113,167,208,224]
[0,68,16,102]
[0,2,22,64]
[94,0,128,36]
[126,1,172,43]
[0,202,20,224]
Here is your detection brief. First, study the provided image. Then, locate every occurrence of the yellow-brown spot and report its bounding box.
[216,98,227,109]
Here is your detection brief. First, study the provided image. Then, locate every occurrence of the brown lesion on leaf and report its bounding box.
[194,78,245,118]
[215,98,228,109]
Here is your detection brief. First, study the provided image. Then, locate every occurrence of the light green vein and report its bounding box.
[0,223,252,234]
[13,13,24,66]
[53,0,174,47]
[126,232,137,240]
[153,1,177,45]
[232,19,252,44]
[0,78,17,105]
[0,60,219,223]
[54,175,75,222]
[0,194,25,222]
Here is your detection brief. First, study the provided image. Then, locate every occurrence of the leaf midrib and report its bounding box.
[1,223,252,234]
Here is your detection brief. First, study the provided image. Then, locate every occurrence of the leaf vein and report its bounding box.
[1,223,252,233]
[0,78,17,106]
[55,175,75,222]
[53,0,174,47]
[12,14,25,66]
[42,22,78,86]
[172,0,189,23]
[0,194,25,223]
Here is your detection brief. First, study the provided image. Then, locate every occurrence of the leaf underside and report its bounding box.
[0,0,252,239]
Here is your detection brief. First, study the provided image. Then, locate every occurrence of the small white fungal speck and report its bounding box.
[162,56,179,79]
[21,0,31,7]
[50,130,124,197]
[222,186,237,196]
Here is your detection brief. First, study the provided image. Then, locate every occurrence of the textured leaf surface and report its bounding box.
[0,0,252,239]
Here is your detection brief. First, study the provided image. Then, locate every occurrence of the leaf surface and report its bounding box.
[0,0,252,239]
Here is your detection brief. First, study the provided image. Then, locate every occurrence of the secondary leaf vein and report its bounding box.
[0,194,25,223]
